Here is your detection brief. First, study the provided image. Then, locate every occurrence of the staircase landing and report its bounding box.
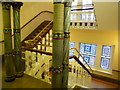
[2,63,51,88]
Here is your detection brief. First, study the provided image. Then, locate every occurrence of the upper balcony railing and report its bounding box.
[70,5,98,30]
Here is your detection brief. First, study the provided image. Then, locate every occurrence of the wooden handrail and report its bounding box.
[22,47,52,56]
[26,21,53,42]
[1,11,53,43]
[112,70,120,72]
[21,11,53,29]
[69,48,93,73]
[23,48,92,76]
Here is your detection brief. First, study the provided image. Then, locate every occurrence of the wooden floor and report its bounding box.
[91,78,120,88]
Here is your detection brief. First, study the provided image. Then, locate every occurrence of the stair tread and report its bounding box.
[23,20,52,41]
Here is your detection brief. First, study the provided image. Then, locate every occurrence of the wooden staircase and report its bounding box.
[22,20,53,48]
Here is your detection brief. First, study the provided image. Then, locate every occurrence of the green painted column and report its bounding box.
[52,1,64,88]
[12,2,24,78]
[62,0,72,88]
[2,2,15,82]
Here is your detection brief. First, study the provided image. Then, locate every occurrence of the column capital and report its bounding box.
[12,2,23,9]
[2,2,11,10]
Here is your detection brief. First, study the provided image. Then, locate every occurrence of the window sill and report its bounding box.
[92,68,112,75]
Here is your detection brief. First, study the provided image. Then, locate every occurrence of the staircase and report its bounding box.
[23,20,53,48]
[23,20,52,42]
[20,10,93,88]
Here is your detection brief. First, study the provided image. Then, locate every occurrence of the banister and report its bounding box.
[69,55,92,76]
[23,48,92,76]
[69,48,93,73]
[25,21,53,43]
[22,47,52,56]
[1,11,53,43]
[21,11,53,29]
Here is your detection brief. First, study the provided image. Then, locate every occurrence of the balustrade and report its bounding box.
[22,47,92,88]
[22,50,52,84]
[70,21,97,29]
[70,10,97,30]
[68,58,92,88]
[23,28,92,87]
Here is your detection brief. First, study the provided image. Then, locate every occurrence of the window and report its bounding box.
[81,0,95,21]
[72,0,78,6]
[71,0,95,22]
[69,41,75,56]
[100,45,112,70]
[69,42,114,72]
[79,43,97,66]
[82,0,92,5]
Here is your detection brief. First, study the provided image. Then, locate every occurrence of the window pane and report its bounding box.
[83,55,90,63]
[91,44,97,55]
[102,45,112,57]
[100,45,112,70]
[81,0,95,21]
[69,41,75,56]
[84,43,91,54]
[72,0,77,6]
[89,56,95,66]
[100,57,110,70]
[80,43,97,55]
[79,43,97,66]
[82,0,92,5]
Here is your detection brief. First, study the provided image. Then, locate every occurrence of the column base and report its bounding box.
[5,76,16,82]
[15,72,24,78]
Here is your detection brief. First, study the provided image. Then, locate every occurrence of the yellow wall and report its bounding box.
[21,2,53,27]
[20,2,53,40]
[0,2,53,54]
[70,29,118,79]
[94,2,118,30]
[0,3,3,55]
[118,2,120,72]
